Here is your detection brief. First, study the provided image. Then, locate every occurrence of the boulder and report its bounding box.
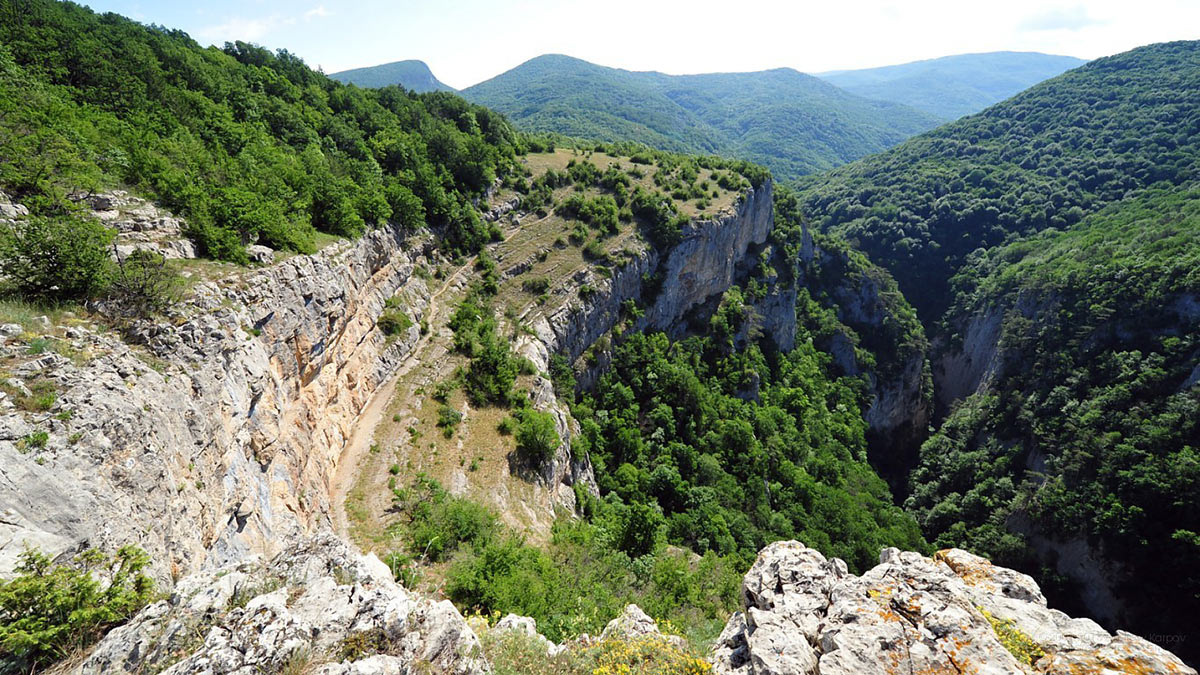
[490,613,565,657]
[600,604,687,650]
[247,244,275,265]
[73,534,490,674]
[711,541,1196,675]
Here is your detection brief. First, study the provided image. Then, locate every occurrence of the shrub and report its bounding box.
[105,250,183,322]
[571,636,712,675]
[377,298,414,336]
[18,431,48,452]
[548,354,576,399]
[0,546,153,673]
[432,379,457,403]
[436,404,463,438]
[464,322,517,406]
[392,476,498,562]
[515,408,560,465]
[582,240,609,263]
[0,215,113,302]
[980,608,1045,666]
[522,277,550,295]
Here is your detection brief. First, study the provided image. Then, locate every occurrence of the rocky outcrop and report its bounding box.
[0,216,433,580]
[75,534,488,674]
[531,182,778,386]
[712,541,1195,675]
[600,604,687,650]
[797,237,931,480]
[511,182,777,504]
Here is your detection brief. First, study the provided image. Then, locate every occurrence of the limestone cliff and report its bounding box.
[0,203,434,580]
[74,534,488,674]
[530,181,782,385]
[796,234,932,482]
[511,181,779,510]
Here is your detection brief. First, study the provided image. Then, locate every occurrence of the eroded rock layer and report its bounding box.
[712,541,1195,674]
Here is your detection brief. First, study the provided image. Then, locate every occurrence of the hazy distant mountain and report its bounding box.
[818,51,1086,119]
[331,60,455,92]
[460,54,941,179]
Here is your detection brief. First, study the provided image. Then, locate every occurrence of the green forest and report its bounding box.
[0,0,519,273]
[799,41,1200,663]
[798,41,1200,321]
[907,185,1200,646]
[462,54,940,180]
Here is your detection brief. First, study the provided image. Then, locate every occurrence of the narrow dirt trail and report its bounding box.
[330,257,474,538]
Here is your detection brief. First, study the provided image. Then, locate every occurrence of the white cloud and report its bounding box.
[1019,5,1105,32]
[304,5,331,21]
[195,16,278,44]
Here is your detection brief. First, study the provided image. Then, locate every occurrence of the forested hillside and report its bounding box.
[462,54,941,179]
[798,40,1200,321]
[802,41,1200,664]
[818,51,1085,119]
[331,59,455,92]
[0,0,518,274]
[909,186,1199,658]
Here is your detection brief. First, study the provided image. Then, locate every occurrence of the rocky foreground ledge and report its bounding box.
[75,535,488,674]
[712,540,1195,674]
[71,537,1194,674]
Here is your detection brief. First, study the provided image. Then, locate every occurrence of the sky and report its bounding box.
[80,0,1200,89]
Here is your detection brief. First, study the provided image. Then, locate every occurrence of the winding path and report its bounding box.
[329,256,475,538]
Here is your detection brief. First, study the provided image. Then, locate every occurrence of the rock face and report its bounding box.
[712,541,1195,675]
[75,534,488,674]
[600,604,687,650]
[797,238,931,464]
[531,182,779,384]
[0,221,433,580]
[512,182,779,504]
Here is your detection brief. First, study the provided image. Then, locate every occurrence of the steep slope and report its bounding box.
[799,40,1200,322]
[819,51,1086,119]
[330,59,456,92]
[461,54,942,179]
[0,2,517,265]
[908,186,1200,662]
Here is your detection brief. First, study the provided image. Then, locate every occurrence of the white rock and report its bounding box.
[711,542,1197,675]
[74,535,490,674]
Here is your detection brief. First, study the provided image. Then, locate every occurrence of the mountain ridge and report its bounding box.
[331,58,455,92]
[818,51,1087,118]
[461,53,942,179]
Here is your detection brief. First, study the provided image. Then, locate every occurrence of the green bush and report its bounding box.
[0,546,153,674]
[464,322,517,407]
[522,277,550,294]
[105,250,184,322]
[378,298,414,336]
[392,476,498,563]
[515,408,560,464]
[436,405,463,438]
[0,215,113,302]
